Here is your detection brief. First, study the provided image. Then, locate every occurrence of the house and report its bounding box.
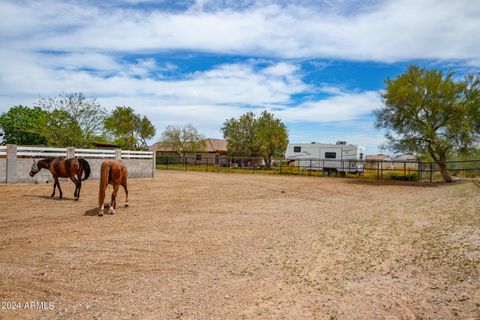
[365,154,393,168]
[149,138,228,165]
[392,154,418,169]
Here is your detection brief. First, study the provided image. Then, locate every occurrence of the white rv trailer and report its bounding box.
[284,141,365,176]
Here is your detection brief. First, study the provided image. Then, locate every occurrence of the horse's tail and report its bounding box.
[79,159,91,181]
[98,161,111,209]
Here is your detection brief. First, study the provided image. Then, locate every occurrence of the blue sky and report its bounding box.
[0,0,479,154]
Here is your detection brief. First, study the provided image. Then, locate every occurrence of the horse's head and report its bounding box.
[29,159,40,177]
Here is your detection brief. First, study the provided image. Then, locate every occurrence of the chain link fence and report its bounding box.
[155,155,480,182]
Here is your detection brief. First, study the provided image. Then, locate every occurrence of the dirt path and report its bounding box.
[1,171,479,319]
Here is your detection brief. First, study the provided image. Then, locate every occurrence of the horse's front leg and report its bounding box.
[109,185,120,214]
[51,179,57,197]
[56,178,63,199]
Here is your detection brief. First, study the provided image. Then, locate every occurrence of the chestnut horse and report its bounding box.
[98,160,128,216]
[30,157,91,200]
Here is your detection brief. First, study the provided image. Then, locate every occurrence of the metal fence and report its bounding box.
[155,155,480,183]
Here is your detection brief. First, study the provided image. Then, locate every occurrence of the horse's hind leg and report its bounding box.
[71,176,80,200]
[122,182,129,207]
[76,180,82,200]
[109,184,120,214]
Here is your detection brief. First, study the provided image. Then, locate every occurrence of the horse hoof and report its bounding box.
[108,207,115,214]
[124,203,129,207]
[51,194,54,197]
[98,213,103,217]
[74,197,79,201]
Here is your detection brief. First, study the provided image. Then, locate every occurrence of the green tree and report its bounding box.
[42,109,84,147]
[104,106,140,150]
[257,111,289,168]
[222,110,289,168]
[0,105,47,145]
[375,65,480,183]
[221,112,260,157]
[161,124,205,162]
[35,93,107,147]
[137,115,156,149]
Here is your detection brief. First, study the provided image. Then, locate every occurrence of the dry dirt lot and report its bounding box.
[1,171,479,319]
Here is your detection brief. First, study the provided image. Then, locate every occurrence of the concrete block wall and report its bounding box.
[17,158,53,183]
[0,159,6,183]
[2,145,155,184]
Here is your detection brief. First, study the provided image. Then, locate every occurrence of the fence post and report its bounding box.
[309,159,312,176]
[6,144,17,184]
[67,146,75,158]
[206,156,208,172]
[166,156,169,170]
[115,149,122,160]
[376,162,380,180]
[152,150,156,177]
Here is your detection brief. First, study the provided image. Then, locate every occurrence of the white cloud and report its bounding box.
[0,0,478,62]
[0,47,379,141]
[275,90,381,123]
[4,0,473,150]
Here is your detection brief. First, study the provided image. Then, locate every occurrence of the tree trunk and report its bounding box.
[435,156,452,183]
[264,156,271,169]
[428,146,452,183]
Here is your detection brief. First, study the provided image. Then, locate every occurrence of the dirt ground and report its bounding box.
[1,171,479,319]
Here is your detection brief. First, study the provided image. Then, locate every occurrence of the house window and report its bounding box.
[293,146,301,153]
[196,154,202,161]
[325,152,336,159]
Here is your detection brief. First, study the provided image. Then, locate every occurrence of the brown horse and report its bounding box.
[30,157,91,200]
[98,160,128,216]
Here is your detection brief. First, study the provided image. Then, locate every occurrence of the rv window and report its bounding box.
[359,153,364,160]
[293,146,301,153]
[325,152,336,159]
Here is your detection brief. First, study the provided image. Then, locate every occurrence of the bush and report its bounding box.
[389,172,419,181]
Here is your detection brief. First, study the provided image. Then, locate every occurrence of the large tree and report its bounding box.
[161,124,205,162]
[104,106,140,150]
[35,93,107,147]
[257,111,289,168]
[375,65,480,183]
[137,115,156,149]
[104,106,156,150]
[221,112,260,157]
[0,105,47,145]
[221,110,288,168]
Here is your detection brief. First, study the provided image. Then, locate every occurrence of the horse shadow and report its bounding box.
[83,206,116,216]
[83,208,99,216]
[24,195,74,201]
